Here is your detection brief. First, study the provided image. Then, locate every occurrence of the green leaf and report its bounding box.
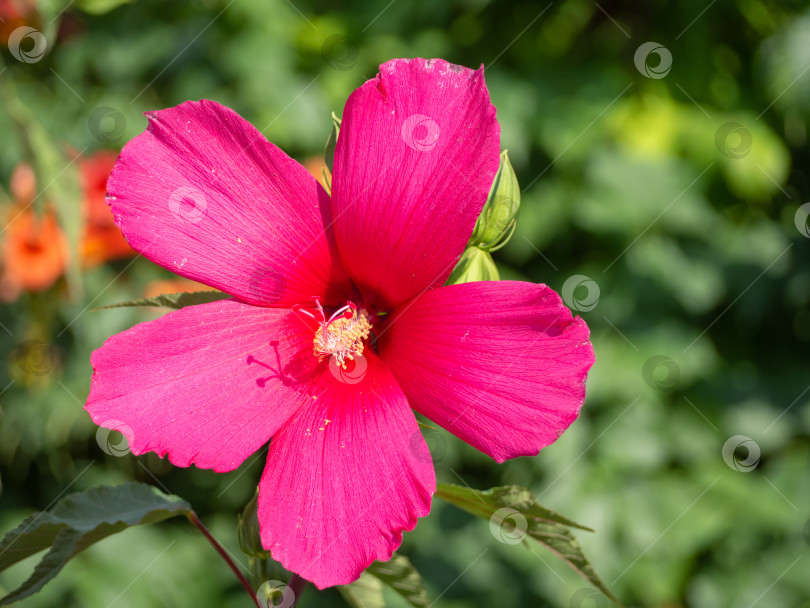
[339,572,385,608]
[324,112,342,174]
[470,150,520,250]
[0,482,192,605]
[436,483,623,607]
[340,553,428,608]
[364,553,429,608]
[94,290,231,311]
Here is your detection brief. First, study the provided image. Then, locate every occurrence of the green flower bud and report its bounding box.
[446,246,500,285]
[237,493,271,559]
[470,150,520,250]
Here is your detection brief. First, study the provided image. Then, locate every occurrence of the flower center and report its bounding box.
[293,298,372,368]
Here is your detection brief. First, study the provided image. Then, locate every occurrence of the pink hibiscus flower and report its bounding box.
[85,58,594,589]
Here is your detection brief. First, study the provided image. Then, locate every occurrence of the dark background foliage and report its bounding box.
[1,0,808,606]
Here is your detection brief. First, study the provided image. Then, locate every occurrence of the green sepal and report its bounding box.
[324,112,342,174]
[445,246,500,285]
[237,493,272,560]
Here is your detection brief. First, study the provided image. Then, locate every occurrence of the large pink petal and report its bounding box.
[331,58,501,310]
[107,100,353,307]
[258,351,435,588]
[379,281,595,462]
[86,300,323,472]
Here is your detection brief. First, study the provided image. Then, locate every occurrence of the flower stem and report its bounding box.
[288,573,308,607]
[187,511,260,608]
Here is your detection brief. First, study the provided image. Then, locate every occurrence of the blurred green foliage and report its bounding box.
[1,0,809,606]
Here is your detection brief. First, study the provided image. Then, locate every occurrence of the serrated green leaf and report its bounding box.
[94,290,230,311]
[324,112,342,173]
[365,553,429,608]
[436,483,623,607]
[339,572,385,608]
[0,482,191,605]
[340,553,428,608]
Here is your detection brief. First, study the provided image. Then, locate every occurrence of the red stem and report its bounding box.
[288,573,308,607]
[188,511,260,608]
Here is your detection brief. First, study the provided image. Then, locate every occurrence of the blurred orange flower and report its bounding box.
[81,150,117,226]
[0,0,38,46]
[80,150,136,268]
[0,207,68,296]
[0,152,135,299]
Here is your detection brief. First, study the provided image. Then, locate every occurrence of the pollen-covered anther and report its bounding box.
[311,301,372,368]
